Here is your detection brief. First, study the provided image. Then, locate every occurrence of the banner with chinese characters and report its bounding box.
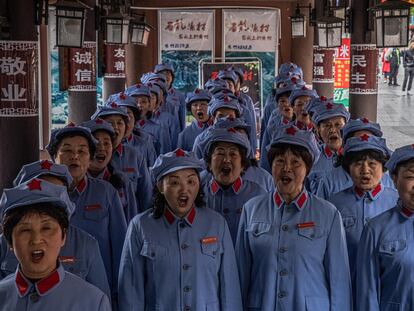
[0,41,38,117]
[159,10,214,93]
[104,44,126,78]
[68,42,97,91]
[312,46,335,83]
[334,38,351,107]
[223,9,279,104]
[349,44,379,95]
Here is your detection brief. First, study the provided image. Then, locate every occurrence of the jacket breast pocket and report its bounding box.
[342,215,356,229]
[379,240,407,256]
[140,242,167,261]
[297,226,324,240]
[247,222,271,237]
[200,242,221,259]
[83,205,108,222]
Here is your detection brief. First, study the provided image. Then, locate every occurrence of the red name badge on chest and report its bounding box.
[84,204,102,211]
[201,237,218,244]
[123,167,136,173]
[297,222,315,229]
[59,256,75,264]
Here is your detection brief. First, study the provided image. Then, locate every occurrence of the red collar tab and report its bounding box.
[110,102,118,108]
[211,179,220,195]
[196,121,204,128]
[273,192,284,209]
[294,191,308,210]
[115,143,123,155]
[127,134,133,143]
[326,102,334,110]
[355,184,383,200]
[324,145,333,158]
[169,89,174,95]
[15,270,30,296]
[207,118,214,127]
[286,126,297,135]
[35,268,61,295]
[401,205,414,219]
[164,207,175,224]
[164,206,196,225]
[76,177,87,193]
[232,177,243,194]
[282,118,289,125]
[102,168,111,181]
[15,266,63,297]
[40,160,53,171]
[139,119,145,127]
[67,122,76,127]
[228,128,237,133]
[337,147,344,156]
[354,186,365,198]
[27,178,42,191]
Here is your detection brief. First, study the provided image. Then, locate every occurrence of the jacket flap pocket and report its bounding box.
[379,240,406,255]
[247,222,271,237]
[342,215,356,228]
[140,242,167,260]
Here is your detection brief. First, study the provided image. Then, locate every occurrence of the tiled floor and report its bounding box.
[377,69,414,150]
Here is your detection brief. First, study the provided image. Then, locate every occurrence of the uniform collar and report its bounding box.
[102,167,111,181]
[210,177,243,195]
[323,145,343,159]
[154,111,161,118]
[15,264,65,297]
[114,143,123,156]
[163,206,196,226]
[273,189,308,211]
[126,134,134,143]
[353,183,383,201]
[295,120,313,131]
[282,117,290,125]
[74,176,87,194]
[399,200,414,219]
[138,119,146,127]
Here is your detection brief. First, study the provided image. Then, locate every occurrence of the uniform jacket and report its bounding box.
[236,190,352,311]
[239,92,258,151]
[356,202,414,310]
[118,207,243,311]
[163,87,186,131]
[177,120,210,152]
[135,118,172,155]
[153,110,180,149]
[125,133,157,168]
[69,175,127,296]
[0,264,111,311]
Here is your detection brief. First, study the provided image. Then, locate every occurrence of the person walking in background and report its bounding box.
[381,48,390,83]
[386,47,401,86]
[402,40,414,95]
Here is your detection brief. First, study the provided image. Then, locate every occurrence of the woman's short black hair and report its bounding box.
[152,175,205,219]
[52,133,96,160]
[340,149,389,174]
[267,143,313,175]
[2,202,69,246]
[393,158,414,177]
[204,142,251,173]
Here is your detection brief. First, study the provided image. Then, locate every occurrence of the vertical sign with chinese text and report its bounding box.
[334,38,351,106]
[0,41,38,117]
[223,9,279,104]
[68,41,97,91]
[349,45,378,95]
[104,44,126,78]
[312,46,335,83]
[159,10,214,93]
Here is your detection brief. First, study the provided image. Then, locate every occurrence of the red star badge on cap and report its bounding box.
[301,86,308,90]
[320,96,327,102]
[27,179,42,191]
[110,102,118,108]
[360,134,370,141]
[147,82,153,87]
[67,122,75,127]
[223,96,230,103]
[40,160,53,171]
[361,117,369,124]
[291,77,297,83]
[326,103,334,110]
[136,83,141,88]
[175,149,186,157]
[227,128,237,133]
[119,93,126,100]
[95,118,103,124]
[286,126,297,135]
[195,88,200,94]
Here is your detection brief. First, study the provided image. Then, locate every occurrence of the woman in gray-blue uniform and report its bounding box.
[328,134,397,296]
[317,118,395,200]
[307,99,350,193]
[48,123,127,303]
[82,118,139,221]
[0,161,110,298]
[177,88,212,152]
[236,125,352,311]
[154,63,187,132]
[0,182,111,310]
[118,149,242,311]
[108,91,157,168]
[356,144,414,310]
[92,104,153,209]
[202,128,267,243]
